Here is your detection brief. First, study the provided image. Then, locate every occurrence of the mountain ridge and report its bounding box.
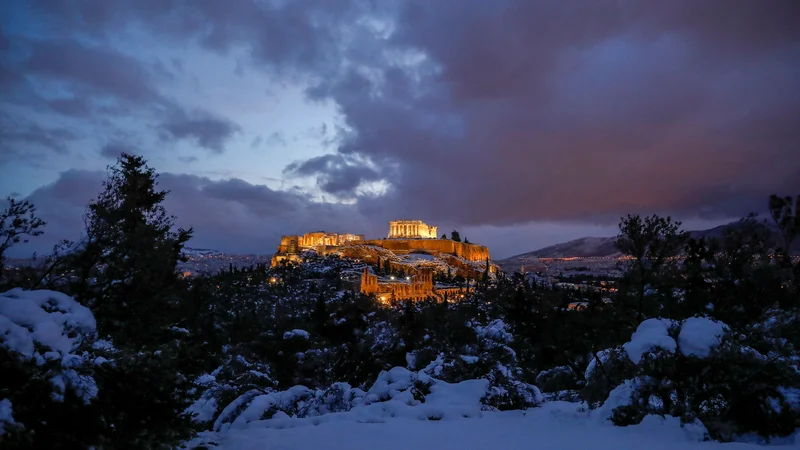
[499,220,797,264]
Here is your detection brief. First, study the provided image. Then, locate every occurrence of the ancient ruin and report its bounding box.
[359,266,469,303]
[272,232,364,266]
[271,221,495,301]
[388,220,438,239]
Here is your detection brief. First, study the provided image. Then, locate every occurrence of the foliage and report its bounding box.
[0,197,46,275]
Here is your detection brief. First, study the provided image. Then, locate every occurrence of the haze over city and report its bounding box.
[1,1,798,258]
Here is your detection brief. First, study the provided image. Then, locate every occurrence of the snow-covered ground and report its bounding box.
[190,401,771,450]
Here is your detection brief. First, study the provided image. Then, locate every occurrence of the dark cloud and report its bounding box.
[23,39,161,103]
[13,169,375,257]
[99,142,137,160]
[36,0,370,76]
[0,114,80,157]
[284,154,384,197]
[158,109,241,153]
[47,97,92,117]
[303,0,800,225]
[7,0,800,254]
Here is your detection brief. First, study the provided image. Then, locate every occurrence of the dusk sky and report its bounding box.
[1,0,799,259]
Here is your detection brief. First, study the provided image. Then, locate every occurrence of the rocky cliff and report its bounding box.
[363,239,490,262]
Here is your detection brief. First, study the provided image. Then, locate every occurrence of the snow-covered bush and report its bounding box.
[583,347,636,408]
[592,317,800,440]
[0,289,102,447]
[410,319,542,411]
[535,365,582,401]
[186,352,276,428]
[204,365,527,434]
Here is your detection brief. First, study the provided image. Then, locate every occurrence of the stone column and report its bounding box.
[390,224,394,237]
[414,224,418,237]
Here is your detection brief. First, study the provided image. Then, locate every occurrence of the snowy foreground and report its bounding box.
[188,401,774,450]
[185,364,796,450]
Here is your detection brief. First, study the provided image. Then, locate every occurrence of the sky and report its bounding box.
[1,0,799,259]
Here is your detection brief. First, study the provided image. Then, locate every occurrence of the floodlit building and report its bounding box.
[388,220,438,239]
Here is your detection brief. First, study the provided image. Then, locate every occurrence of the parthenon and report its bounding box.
[388,220,438,239]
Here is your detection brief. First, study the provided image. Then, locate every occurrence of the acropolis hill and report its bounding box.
[271,220,495,301]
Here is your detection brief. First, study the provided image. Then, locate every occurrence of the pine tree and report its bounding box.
[614,214,685,323]
[75,153,193,345]
[451,230,461,242]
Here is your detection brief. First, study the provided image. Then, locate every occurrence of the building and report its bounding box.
[298,232,364,247]
[359,266,469,302]
[388,220,438,239]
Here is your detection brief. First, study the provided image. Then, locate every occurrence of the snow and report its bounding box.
[593,378,642,421]
[0,399,13,436]
[585,348,614,379]
[0,289,100,405]
[474,319,512,343]
[677,317,728,358]
[188,395,219,423]
[185,400,768,450]
[620,317,728,363]
[283,329,310,339]
[0,288,96,358]
[623,319,677,364]
[460,355,479,364]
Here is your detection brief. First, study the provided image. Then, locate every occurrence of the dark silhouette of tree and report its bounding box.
[614,214,685,323]
[72,152,193,345]
[0,197,46,273]
[451,230,461,242]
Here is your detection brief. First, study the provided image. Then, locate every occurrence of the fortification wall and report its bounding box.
[363,239,490,262]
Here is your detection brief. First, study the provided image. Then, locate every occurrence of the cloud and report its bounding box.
[0,114,80,158]
[99,142,138,160]
[158,109,241,153]
[303,0,800,225]
[284,154,384,197]
[7,0,800,253]
[23,38,162,105]
[13,168,377,257]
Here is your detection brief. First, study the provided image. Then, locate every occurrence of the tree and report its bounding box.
[769,194,799,264]
[614,215,686,323]
[441,234,447,239]
[0,197,46,273]
[72,153,193,345]
[451,230,461,242]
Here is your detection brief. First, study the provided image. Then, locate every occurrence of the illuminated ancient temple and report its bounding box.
[388,220,438,239]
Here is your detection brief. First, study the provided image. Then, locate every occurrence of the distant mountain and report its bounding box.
[182,247,223,256]
[498,220,797,266]
[507,236,621,261]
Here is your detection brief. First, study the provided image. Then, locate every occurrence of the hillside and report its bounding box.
[498,220,798,265]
